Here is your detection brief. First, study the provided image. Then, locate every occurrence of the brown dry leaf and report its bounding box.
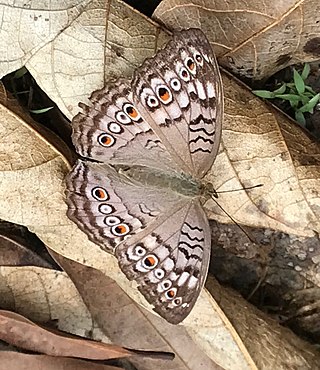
[153,0,320,79]
[0,230,54,268]
[0,0,171,119]
[49,248,252,370]
[0,352,120,370]
[0,310,171,361]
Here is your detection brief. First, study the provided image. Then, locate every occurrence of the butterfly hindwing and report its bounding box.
[115,200,211,324]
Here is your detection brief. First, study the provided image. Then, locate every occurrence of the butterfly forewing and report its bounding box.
[132,28,223,178]
[66,28,223,324]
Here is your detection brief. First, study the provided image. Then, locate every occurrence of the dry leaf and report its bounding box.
[203,70,320,236]
[0,230,54,268]
[0,0,171,119]
[206,277,320,369]
[0,352,120,370]
[153,0,320,79]
[0,310,172,361]
[49,248,250,370]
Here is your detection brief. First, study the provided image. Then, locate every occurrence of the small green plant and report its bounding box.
[253,64,320,126]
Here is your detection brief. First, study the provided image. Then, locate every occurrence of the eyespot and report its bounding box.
[105,216,121,226]
[161,280,172,290]
[165,288,177,300]
[108,122,123,134]
[134,244,146,257]
[170,78,181,91]
[146,95,159,108]
[116,111,131,124]
[173,297,182,306]
[99,204,114,214]
[185,57,196,74]
[98,133,115,147]
[123,103,141,122]
[92,187,109,201]
[179,67,190,82]
[194,52,203,66]
[156,85,172,104]
[154,268,165,279]
[142,254,158,270]
[111,223,130,236]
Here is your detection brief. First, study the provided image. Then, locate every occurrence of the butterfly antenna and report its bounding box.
[216,183,263,195]
[209,195,256,243]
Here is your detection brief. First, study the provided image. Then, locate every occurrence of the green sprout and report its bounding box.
[253,64,320,126]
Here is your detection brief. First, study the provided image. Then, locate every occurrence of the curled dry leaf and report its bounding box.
[0,310,173,361]
[0,352,120,370]
[153,0,320,80]
[0,230,55,268]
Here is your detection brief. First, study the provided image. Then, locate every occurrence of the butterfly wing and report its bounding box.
[65,160,186,253]
[71,79,182,174]
[66,160,210,324]
[132,28,223,178]
[115,199,211,324]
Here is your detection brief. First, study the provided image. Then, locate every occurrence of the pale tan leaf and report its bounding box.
[206,277,320,369]
[0,266,95,337]
[0,0,170,119]
[204,70,320,236]
[153,0,320,79]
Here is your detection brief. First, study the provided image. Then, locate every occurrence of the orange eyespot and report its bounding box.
[126,106,138,119]
[166,289,176,299]
[144,256,156,267]
[158,87,170,101]
[186,58,195,71]
[98,133,115,147]
[92,187,109,201]
[111,223,130,236]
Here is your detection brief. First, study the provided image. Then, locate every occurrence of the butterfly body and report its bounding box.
[66,29,223,324]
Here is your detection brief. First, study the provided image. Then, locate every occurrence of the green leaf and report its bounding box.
[30,107,53,114]
[290,99,299,109]
[305,85,317,95]
[274,94,301,102]
[301,63,310,80]
[273,84,287,95]
[293,68,305,94]
[14,66,28,79]
[295,111,306,126]
[252,90,275,98]
[298,93,320,113]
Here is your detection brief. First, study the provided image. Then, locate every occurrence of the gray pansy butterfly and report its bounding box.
[65,28,223,324]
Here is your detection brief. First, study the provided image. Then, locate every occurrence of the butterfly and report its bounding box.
[65,28,223,324]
